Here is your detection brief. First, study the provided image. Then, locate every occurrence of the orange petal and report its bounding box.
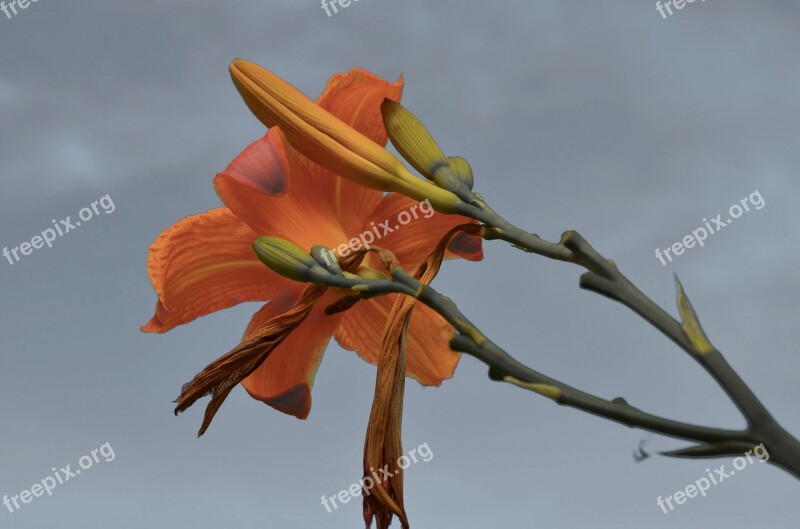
[241,290,343,419]
[142,208,294,333]
[361,193,483,272]
[317,68,403,149]
[214,127,348,250]
[335,294,460,386]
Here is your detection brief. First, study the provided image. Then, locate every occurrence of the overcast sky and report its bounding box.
[1,1,798,528]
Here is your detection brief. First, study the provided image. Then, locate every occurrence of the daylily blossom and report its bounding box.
[143,68,483,421]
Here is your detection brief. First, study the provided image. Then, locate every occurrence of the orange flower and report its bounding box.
[143,68,483,421]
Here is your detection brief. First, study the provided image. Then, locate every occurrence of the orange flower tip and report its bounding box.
[247,383,312,420]
[229,58,255,78]
[229,60,268,96]
[448,230,484,261]
[229,60,270,126]
[252,236,328,283]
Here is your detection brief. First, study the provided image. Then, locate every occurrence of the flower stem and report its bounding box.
[424,199,800,477]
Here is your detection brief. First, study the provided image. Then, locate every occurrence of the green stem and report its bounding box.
[389,271,738,442]
[445,200,800,477]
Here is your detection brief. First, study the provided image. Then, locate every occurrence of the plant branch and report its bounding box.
[445,198,800,477]
[316,265,748,445]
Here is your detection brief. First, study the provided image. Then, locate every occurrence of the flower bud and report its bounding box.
[381,99,474,200]
[229,59,463,213]
[253,236,325,283]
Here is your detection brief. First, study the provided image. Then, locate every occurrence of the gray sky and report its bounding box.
[1,1,798,527]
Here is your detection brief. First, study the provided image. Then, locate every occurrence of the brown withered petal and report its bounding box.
[362,223,484,529]
[174,283,327,436]
[363,289,411,529]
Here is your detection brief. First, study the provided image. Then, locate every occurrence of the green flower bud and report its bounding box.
[253,236,325,283]
[381,99,474,201]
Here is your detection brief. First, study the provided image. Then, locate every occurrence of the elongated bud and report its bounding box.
[229,59,463,213]
[381,99,447,179]
[381,99,473,201]
[253,237,326,283]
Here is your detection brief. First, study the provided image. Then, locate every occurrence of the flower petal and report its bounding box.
[214,128,349,253]
[362,289,411,529]
[317,68,403,148]
[335,295,460,386]
[240,290,343,419]
[361,193,483,272]
[142,208,294,333]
